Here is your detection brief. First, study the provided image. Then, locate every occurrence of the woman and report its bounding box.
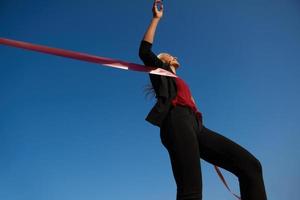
[138,1,268,200]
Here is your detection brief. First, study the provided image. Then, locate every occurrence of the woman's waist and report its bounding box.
[171,101,201,114]
[170,104,202,118]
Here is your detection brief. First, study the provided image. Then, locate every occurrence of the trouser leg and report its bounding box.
[197,126,268,200]
[160,110,203,200]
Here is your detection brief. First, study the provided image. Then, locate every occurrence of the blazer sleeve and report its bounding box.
[138,40,166,70]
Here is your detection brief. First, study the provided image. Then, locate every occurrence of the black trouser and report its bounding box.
[160,105,267,200]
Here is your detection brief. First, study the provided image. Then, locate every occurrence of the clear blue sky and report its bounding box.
[1,0,299,199]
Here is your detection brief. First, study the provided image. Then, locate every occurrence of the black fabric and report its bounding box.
[160,106,268,200]
[139,40,177,127]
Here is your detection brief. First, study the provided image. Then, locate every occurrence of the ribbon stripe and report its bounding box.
[0,37,177,78]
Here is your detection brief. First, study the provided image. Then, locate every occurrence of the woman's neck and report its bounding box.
[170,65,176,74]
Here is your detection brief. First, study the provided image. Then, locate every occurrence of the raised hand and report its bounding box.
[152,0,163,19]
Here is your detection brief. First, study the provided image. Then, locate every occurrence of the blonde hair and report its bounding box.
[157,52,169,60]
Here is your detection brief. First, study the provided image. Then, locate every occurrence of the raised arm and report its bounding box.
[143,0,163,43]
[139,0,165,68]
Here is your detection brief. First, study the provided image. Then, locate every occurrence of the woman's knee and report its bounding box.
[239,156,264,178]
[254,158,263,173]
[249,157,263,178]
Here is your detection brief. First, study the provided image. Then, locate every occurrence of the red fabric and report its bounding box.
[172,77,203,121]
[0,37,177,78]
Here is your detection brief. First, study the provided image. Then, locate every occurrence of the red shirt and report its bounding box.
[171,77,203,122]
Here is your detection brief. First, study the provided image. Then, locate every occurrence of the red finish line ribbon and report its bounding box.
[0,37,177,78]
[0,37,241,200]
[214,166,241,200]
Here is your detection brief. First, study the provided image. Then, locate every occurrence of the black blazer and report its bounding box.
[139,40,177,127]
